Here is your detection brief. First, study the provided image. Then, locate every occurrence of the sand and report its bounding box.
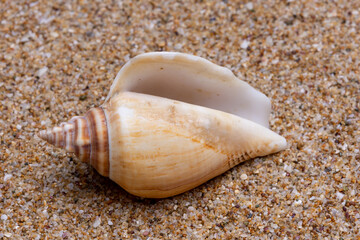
[0,0,359,239]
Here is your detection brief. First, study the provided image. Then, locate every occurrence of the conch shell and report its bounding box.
[39,52,287,198]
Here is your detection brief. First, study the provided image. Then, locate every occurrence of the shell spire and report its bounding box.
[38,107,109,177]
[39,122,74,151]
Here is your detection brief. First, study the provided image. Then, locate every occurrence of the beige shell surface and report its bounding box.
[103,91,286,198]
[106,52,271,128]
[39,52,287,198]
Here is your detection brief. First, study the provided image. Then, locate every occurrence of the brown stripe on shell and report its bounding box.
[53,127,63,148]
[73,116,91,163]
[64,122,75,152]
[86,107,109,177]
[59,122,67,149]
[48,129,54,145]
[74,119,80,158]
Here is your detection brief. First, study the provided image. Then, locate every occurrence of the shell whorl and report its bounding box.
[38,107,109,177]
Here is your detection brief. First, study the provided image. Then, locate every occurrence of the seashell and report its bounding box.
[39,52,287,198]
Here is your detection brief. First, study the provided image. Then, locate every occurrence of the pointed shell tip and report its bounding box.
[38,130,47,141]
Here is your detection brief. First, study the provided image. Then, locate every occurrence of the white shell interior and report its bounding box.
[105,52,271,128]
